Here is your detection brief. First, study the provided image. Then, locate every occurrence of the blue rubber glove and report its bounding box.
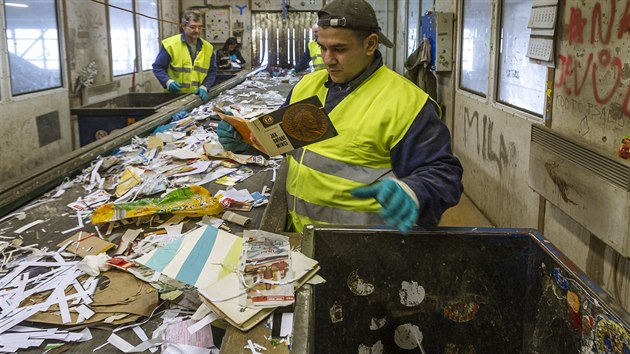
[170,110,188,122]
[216,121,250,152]
[351,179,419,233]
[168,81,181,93]
[194,87,208,101]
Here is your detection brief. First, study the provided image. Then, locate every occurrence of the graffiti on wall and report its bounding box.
[462,107,516,175]
[555,1,630,126]
[555,94,626,135]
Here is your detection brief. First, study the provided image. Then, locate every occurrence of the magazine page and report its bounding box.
[239,230,294,308]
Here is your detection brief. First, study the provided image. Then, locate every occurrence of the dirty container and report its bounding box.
[71,93,185,146]
[294,226,630,354]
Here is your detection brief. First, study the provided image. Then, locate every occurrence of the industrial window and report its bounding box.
[497,0,546,116]
[459,0,491,97]
[252,12,317,68]
[138,0,159,71]
[4,0,62,96]
[109,0,137,76]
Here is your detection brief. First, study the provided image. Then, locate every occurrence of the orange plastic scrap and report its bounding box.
[91,185,223,224]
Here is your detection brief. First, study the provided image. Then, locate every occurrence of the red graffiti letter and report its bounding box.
[592,50,622,104]
[622,85,630,117]
[568,7,587,44]
[591,0,615,44]
[618,0,630,38]
[555,55,573,95]
[573,53,593,96]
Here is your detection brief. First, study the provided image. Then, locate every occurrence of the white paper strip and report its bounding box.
[187,313,218,334]
[14,220,45,234]
[75,304,95,320]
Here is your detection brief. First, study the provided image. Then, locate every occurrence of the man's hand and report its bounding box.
[351,179,418,233]
[216,121,250,152]
[194,86,208,101]
[168,81,182,93]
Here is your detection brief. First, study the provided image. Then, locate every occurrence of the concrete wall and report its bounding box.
[440,0,630,310]
[0,2,72,185]
[0,0,179,186]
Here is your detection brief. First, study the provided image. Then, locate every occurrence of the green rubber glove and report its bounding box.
[351,179,418,233]
[194,87,208,101]
[168,81,181,93]
[216,121,250,152]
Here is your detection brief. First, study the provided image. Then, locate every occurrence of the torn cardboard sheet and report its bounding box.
[27,270,158,326]
[57,231,115,258]
[199,249,320,331]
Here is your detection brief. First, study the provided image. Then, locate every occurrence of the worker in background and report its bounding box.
[217,0,463,233]
[216,37,246,70]
[290,24,325,75]
[152,9,217,101]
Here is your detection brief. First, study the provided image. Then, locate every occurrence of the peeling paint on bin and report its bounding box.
[369,317,386,330]
[358,340,384,354]
[330,302,343,323]
[394,323,423,350]
[399,280,425,307]
[347,269,375,296]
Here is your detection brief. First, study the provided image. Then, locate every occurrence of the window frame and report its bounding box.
[137,0,160,72]
[107,0,139,78]
[3,0,64,97]
[495,0,547,118]
[458,0,492,98]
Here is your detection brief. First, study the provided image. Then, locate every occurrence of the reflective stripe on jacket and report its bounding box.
[162,35,213,93]
[307,41,325,71]
[286,66,430,232]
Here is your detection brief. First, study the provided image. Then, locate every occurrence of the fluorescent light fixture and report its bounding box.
[5,2,29,7]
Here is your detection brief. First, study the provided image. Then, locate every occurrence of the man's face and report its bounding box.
[317,26,376,84]
[183,18,203,42]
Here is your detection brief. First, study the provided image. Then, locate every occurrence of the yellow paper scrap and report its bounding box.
[115,167,143,197]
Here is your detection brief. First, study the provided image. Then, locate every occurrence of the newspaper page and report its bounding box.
[240,230,294,308]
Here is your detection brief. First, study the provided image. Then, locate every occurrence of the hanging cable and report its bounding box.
[88,0,180,26]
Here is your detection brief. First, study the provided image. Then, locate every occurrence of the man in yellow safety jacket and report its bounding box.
[290,24,325,74]
[218,0,463,233]
[152,9,217,101]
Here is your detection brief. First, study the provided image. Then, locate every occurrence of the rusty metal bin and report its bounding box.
[71,93,186,146]
[293,226,630,353]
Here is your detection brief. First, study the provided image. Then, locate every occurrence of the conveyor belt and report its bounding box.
[0,69,257,217]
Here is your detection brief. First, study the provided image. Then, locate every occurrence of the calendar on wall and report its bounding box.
[206,7,231,43]
[526,0,558,67]
[527,37,554,62]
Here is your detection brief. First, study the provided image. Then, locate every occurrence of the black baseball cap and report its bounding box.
[317,0,394,48]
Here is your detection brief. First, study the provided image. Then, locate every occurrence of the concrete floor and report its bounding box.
[439,193,493,227]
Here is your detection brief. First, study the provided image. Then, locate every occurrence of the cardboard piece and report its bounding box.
[57,232,115,258]
[199,251,319,331]
[27,270,158,325]
[217,96,337,156]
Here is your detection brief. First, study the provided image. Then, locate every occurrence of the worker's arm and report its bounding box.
[391,100,464,227]
[152,45,172,88]
[200,54,218,89]
[235,50,246,65]
[292,47,312,73]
